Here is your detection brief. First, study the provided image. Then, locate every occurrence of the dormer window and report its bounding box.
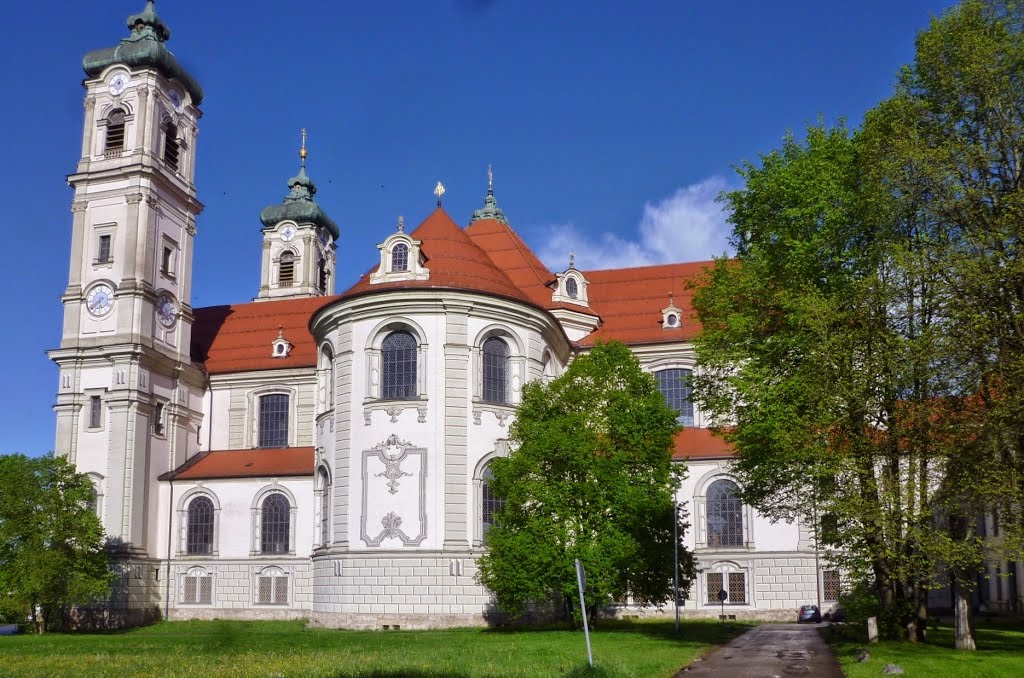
[666,313,678,328]
[370,225,430,285]
[105,109,126,155]
[662,296,683,330]
[391,243,409,272]
[271,328,293,359]
[163,122,180,171]
[565,277,579,299]
[279,252,295,286]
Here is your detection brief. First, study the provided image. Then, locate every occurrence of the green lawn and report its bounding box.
[0,618,750,678]
[826,619,1024,678]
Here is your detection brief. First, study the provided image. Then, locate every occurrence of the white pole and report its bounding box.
[575,558,593,667]
[674,501,680,634]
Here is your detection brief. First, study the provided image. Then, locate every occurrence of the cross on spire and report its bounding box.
[299,128,308,164]
[434,181,446,207]
[569,251,576,268]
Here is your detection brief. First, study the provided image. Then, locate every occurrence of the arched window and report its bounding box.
[258,394,289,448]
[85,486,99,517]
[706,480,743,548]
[318,469,331,547]
[105,108,126,154]
[655,368,694,426]
[186,495,215,555]
[317,257,328,292]
[382,331,417,399]
[391,243,409,272]
[279,251,295,287]
[261,493,290,554]
[163,122,180,170]
[481,465,504,536]
[565,277,579,299]
[482,337,510,404]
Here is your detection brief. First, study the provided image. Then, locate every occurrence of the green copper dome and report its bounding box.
[260,158,340,241]
[83,1,204,105]
[470,167,508,225]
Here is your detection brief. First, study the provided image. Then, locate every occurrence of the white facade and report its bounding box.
[50,3,849,629]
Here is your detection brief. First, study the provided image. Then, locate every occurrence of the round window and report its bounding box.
[566,277,579,299]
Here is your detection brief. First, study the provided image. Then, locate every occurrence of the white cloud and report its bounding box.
[537,175,733,270]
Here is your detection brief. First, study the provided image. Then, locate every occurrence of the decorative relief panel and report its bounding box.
[361,434,427,547]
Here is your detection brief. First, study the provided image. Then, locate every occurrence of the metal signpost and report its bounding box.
[673,502,680,634]
[718,588,728,622]
[575,559,594,667]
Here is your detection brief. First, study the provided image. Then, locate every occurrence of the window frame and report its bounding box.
[654,368,694,426]
[316,467,331,548]
[278,250,296,287]
[703,561,750,606]
[257,393,290,448]
[102,107,128,156]
[162,121,180,171]
[381,330,419,400]
[706,479,745,548]
[693,471,754,551]
[178,490,220,558]
[179,566,214,606]
[390,242,409,272]
[253,566,290,606]
[250,485,298,556]
[481,336,511,405]
[87,394,103,430]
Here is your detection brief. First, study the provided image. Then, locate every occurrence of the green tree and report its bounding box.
[0,454,112,633]
[477,341,695,626]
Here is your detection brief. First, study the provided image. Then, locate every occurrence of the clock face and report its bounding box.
[86,284,114,317]
[168,89,183,112]
[108,74,129,96]
[156,294,177,328]
[280,225,297,242]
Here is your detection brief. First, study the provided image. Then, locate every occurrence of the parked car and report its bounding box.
[797,604,822,623]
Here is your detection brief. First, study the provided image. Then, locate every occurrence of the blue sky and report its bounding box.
[1,0,953,457]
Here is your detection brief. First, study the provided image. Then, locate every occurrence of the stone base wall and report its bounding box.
[310,552,500,627]
[166,558,313,618]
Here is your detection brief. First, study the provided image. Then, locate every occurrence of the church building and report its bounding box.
[50,2,838,628]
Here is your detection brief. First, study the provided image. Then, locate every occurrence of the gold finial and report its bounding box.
[487,164,494,192]
[277,325,284,339]
[569,251,576,268]
[299,128,308,162]
[434,181,446,207]
[397,215,405,233]
[668,290,675,306]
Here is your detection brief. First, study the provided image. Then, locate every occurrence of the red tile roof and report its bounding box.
[191,296,337,374]
[577,261,713,346]
[340,209,531,303]
[160,447,315,481]
[465,218,554,306]
[673,427,734,460]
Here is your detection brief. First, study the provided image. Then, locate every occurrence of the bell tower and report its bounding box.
[49,1,206,552]
[256,131,340,301]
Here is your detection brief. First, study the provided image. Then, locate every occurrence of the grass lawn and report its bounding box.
[0,618,750,678]
[825,618,1024,678]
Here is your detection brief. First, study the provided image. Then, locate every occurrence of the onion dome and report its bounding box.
[259,132,340,241]
[83,1,204,105]
[469,165,508,225]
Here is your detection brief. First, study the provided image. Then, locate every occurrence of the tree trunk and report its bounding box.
[916,584,928,643]
[952,577,976,651]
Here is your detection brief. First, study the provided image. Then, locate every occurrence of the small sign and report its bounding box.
[718,589,729,602]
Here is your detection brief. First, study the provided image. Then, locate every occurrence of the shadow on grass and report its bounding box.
[482,618,751,644]
[328,665,616,678]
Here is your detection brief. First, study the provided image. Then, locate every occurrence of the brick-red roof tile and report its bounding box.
[191,296,337,374]
[673,427,734,460]
[161,447,315,480]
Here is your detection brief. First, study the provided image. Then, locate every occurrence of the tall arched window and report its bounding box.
[481,465,503,536]
[391,243,409,272]
[482,337,510,404]
[565,277,579,299]
[279,252,295,287]
[382,331,417,399]
[163,122,180,170]
[261,493,290,554]
[186,495,215,555]
[318,469,331,547]
[707,480,743,548]
[105,108,126,154]
[655,368,694,426]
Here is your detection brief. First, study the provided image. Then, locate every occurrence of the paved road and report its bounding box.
[677,623,843,677]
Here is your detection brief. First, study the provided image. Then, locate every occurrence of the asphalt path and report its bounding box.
[677,623,843,677]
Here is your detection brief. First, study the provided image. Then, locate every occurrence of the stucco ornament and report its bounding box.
[374,446,413,495]
[361,435,427,547]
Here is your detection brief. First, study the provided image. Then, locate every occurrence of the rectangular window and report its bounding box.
[706,572,723,604]
[163,126,180,171]
[153,402,165,436]
[258,394,289,448]
[161,246,175,277]
[97,235,112,263]
[728,572,747,604]
[823,570,841,602]
[655,369,694,426]
[257,575,288,605]
[89,395,102,429]
[182,575,212,604]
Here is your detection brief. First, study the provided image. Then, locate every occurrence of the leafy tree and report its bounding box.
[0,453,112,633]
[477,341,696,626]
